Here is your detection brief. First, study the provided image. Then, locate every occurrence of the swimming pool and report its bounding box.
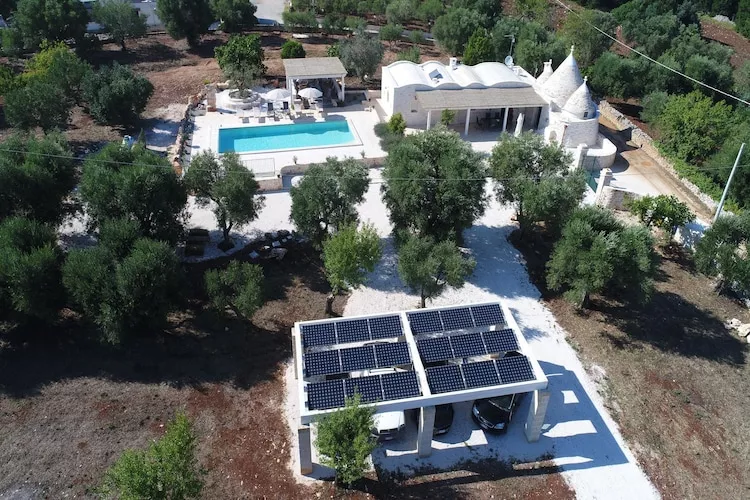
[218,120,356,153]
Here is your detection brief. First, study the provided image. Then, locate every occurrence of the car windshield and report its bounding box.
[489,395,513,412]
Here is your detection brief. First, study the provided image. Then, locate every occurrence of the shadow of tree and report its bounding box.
[591,291,746,365]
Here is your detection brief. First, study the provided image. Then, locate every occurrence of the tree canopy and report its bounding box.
[80,144,187,245]
[290,157,369,245]
[462,27,493,66]
[280,40,305,59]
[100,412,204,499]
[0,132,76,225]
[382,127,487,242]
[63,218,182,343]
[8,0,88,50]
[214,34,266,90]
[4,80,71,131]
[205,261,264,320]
[82,62,154,125]
[183,150,265,248]
[628,194,694,244]
[547,206,657,308]
[156,0,213,47]
[211,0,257,32]
[559,9,616,68]
[93,0,148,51]
[432,7,487,56]
[695,212,750,295]
[0,217,63,322]
[489,132,582,237]
[339,32,384,82]
[314,395,376,487]
[398,233,476,308]
[323,223,382,296]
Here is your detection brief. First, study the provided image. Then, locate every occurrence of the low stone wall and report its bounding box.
[171,87,209,176]
[598,100,718,212]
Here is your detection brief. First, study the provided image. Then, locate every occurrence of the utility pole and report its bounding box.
[714,142,745,223]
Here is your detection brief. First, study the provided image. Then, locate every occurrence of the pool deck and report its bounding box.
[190,101,385,177]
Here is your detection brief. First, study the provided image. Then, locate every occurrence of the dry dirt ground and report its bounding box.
[511,232,750,500]
[1,243,574,499]
[701,18,750,68]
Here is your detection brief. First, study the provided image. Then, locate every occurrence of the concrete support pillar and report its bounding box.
[417,406,435,458]
[595,168,613,206]
[298,425,313,474]
[426,110,432,130]
[340,78,345,101]
[502,108,509,133]
[524,389,551,443]
[206,85,216,112]
[514,112,525,137]
[464,108,471,136]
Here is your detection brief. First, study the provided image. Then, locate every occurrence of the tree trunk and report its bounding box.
[120,39,127,51]
[326,293,335,315]
[420,293,426,309]
[578,290,590,310]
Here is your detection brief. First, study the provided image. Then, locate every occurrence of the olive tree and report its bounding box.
[339,31,384,82]
[290,157,369,245]
[628,194,694,244]
[100,412,205,499]
[183,150,265,250]
[547,206,656,309]
[82,63,154,125]
[382,127,487,242]
[211,0,257,32]
[9,0,88,50]
[315,395,376,487]
[214,34,266,92]
[93,0,148,51]
[695,212,750,295]
[398,233,475,308]
[205,261,264,320]
[322,223,382,313]
[80,143,187,245]
[489,132,583,238]
[156,0,213,47]
[0,217,64,322]
[63,219,182,343]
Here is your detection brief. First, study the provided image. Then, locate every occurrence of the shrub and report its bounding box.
[387,112,406,135]
[440,109,455,126]
[205,261,264,319]
[379,23,403,45]
[695,212,750,295]
[639,91,669,124]
[280,40,306,59]
[462,27,492,65]
[396,45,420,63]
[83,63,154,125]
[409,30,425,45]
[323,223,382,296]
[20,41,91,103]
[99,412,205,499]
[627,194,694,244]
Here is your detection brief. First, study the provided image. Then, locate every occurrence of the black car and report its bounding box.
[410,404,455,435]
[471,394,524,433]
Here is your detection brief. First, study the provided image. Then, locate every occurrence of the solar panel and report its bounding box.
[369,315,403,340]
[336,319,370,344]
[440,308,474,331]
[483,328,519,353]
[425,364,465,394]
[375,342,411,368]
[340,345,376,372]
[471,304,504,327]
[381,371,421,400]
[417,337,454,363]
[462,360,500,388]
[307,380,345,410]
[304,349,342,377]
[408,310,443,334]
[450,333,487,358]
[496,355,535,384]
[301,322,336,348]
[345,375,383,403]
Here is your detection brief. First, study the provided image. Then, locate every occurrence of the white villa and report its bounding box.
[378,47,616,169]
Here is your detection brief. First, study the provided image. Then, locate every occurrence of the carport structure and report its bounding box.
[291,302,550,474]
[283,57,347,103]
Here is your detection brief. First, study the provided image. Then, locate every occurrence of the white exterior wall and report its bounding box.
[380,70,396,117]
[562,117,599,147]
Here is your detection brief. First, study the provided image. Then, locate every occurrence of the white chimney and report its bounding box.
[449,57,458,69]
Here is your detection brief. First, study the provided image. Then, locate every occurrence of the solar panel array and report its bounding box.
[407,304,505,335]
[301,315,403,349]
[307,371,422,410]
[416,329,519,363]
[304,342,412,377]
[425,355,536,394]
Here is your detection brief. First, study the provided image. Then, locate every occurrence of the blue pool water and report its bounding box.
[218,120,355,153]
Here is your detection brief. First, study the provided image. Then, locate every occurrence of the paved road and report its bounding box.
[598,115,714,222]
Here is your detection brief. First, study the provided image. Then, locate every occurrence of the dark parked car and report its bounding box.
[471,394,524,433]
[410,404,455,435]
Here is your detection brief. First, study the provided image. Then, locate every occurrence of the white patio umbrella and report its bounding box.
[263,88,292,101]
[298,87,323,100]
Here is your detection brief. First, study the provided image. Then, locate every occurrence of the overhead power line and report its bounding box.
[552,0,750,107]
